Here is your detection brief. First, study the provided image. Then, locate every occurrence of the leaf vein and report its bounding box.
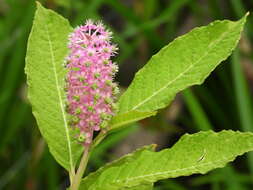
[130,25,235,111]
[43,16,74,172]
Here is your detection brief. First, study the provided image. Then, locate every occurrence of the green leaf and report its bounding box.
[81,145,156,190]
[25,3,82,172]
[80,130,253,190]
[109,111,157,130]
[117,14,248,117]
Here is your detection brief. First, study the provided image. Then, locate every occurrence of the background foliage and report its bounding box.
[0,0,253,189]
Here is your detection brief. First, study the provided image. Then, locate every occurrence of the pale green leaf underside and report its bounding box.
[25,3,82,171]
[80,145,156,190]
[118,14,247,115]
[81,130,253,190]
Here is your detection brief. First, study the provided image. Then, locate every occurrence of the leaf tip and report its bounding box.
[240,12,250,23]
[35,1,42,8]
[150,144,157,151]
[35,1,47,13]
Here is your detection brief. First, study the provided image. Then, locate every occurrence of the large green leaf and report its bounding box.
[81,145,156,190]
[25,3,82,171]
[81,130,253,190]
[117,14,247,118]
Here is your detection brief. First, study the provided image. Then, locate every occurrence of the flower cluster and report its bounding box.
[65,20,119,145]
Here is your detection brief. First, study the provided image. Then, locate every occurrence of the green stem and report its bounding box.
[70,130,108,190]
[70,146,90,190]
[69,167,75,185]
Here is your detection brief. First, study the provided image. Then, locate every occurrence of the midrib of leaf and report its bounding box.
[110,111,156,129]
[131,22,237,112]
[111,118,138,129]
[114,155,240,185]
[43,15,74,172]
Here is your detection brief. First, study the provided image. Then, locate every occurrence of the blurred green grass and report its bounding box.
[0,0,253,189]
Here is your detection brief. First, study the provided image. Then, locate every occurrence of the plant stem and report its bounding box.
[70,146,90,190]
[69,170,75,186]
[70,130,107,190]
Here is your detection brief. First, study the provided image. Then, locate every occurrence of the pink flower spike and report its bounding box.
[65,20,119,146]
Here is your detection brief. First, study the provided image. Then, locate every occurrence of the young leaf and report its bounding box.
[25,3,83,172]
[81,145,156,190]
[80,130,253,190]
[117,14,248,121]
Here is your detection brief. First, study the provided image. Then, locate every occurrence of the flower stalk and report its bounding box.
[70,146,90,190]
